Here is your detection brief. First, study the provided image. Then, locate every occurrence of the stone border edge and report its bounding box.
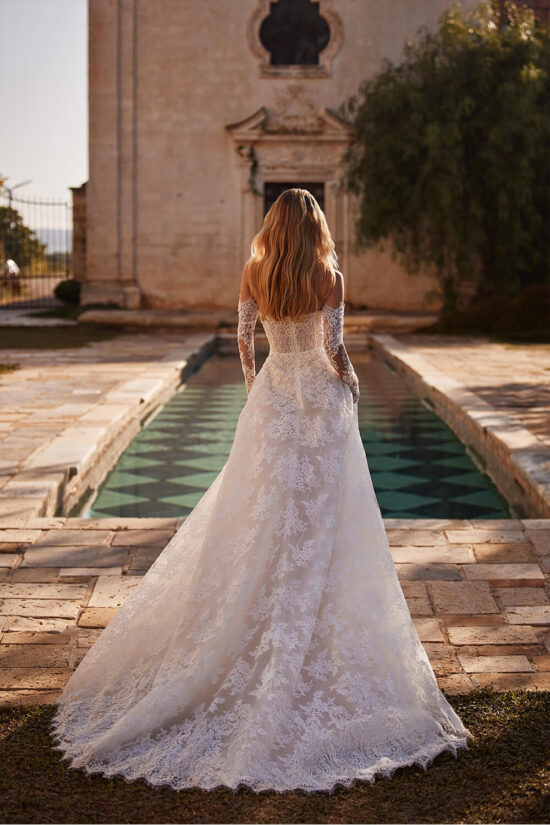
[370,334,550,519]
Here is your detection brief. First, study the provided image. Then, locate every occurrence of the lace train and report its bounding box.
[50,304,472,792]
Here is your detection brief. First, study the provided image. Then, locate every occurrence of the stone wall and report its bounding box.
[84,0,469,312]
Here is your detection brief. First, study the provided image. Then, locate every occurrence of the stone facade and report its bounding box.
[83,0,471,312]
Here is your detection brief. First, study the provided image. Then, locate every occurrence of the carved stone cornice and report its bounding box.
[226,87,352,145]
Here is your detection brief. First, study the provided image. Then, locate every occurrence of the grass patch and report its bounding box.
[0,324,125,351]
[0,363,19,375]
[0,689,548,823]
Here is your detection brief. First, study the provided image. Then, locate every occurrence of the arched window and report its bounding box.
[259,0,330,66]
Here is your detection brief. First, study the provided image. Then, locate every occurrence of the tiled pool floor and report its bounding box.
[88,353,510,520]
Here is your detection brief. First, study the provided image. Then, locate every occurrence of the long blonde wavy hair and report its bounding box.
[246,188,339,321]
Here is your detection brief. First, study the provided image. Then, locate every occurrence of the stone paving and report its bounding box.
[0,330,216,525]
[398,335,550,448]
[0,517,548,705]
[0,327,549,703]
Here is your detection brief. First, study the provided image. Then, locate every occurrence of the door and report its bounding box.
[263,182,325,215]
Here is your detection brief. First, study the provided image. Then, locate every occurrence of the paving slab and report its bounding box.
[111,530,174,547]
[391,546,475,564]
[0,631,73,645]
[58,566,124,577]
[0,617,73,633]
[462,562,545,582]
[458,654,534,673]
[495,587,549,606]
[0,644,71,668]
[396,563,463,581]
[8,568,60,582]
[0,599,81,618]
[471,672,550,690]
[78,607,118,628]
[0,668,71,690]
[21,545,129,568]
[0,555,20,568]
[448,625,541,645]
[505,606,550,625]
[428,581,499,615]
[32,529,111,547]
[0,579,87,595]
[473,543,537,563]
[88,576,141,608]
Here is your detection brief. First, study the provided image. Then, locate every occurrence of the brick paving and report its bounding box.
[0,518,548,704]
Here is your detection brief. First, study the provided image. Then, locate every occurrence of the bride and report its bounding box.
[50,188,471,793]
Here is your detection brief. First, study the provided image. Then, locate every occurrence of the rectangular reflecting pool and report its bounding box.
[87,352,511,520]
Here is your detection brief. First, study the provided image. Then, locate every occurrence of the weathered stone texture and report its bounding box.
[83,0,461,312]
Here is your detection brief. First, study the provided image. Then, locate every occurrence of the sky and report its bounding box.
[0,0,87,218]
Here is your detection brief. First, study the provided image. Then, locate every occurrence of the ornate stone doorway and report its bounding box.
[263,181,324,215]
[226,84,353,275]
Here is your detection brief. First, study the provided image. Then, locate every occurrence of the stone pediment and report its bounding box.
[226,84,352,140]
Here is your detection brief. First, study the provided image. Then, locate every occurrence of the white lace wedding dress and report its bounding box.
[50,296,472,793]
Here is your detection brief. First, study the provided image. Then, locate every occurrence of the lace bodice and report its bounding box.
[262,310,324,354]
[237,295,359,403]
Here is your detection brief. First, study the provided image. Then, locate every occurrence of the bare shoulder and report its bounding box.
[324,269,344,308]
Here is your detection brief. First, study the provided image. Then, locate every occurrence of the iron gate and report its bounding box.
[0,190,72,308]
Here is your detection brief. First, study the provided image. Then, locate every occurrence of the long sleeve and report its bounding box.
[322,302,360,404]
[237,295,259,394]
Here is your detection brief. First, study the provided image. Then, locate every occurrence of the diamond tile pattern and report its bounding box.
[357,355,510,518]
[90,354,511,520]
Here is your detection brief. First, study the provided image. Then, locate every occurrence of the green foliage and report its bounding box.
[0,205,45,269]
[340,2,550,309]
[54,277,81,306]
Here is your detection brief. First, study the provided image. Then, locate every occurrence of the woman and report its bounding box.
[51,188,471,792]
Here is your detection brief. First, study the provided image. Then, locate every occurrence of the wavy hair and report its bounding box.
[246,188,339,321]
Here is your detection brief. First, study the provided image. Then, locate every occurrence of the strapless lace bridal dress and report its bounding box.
[50,295,472,792]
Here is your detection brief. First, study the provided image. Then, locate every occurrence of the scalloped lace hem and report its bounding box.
[49,712,473,795]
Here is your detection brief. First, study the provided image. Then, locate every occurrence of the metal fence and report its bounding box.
[0,190,72,308]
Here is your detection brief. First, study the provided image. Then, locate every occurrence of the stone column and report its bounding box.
[83,0,141,308]
[117,0,141,308]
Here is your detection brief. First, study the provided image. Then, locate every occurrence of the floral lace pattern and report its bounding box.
[50,298,472,793]
[322,302,360,403]
[237,296,259,394]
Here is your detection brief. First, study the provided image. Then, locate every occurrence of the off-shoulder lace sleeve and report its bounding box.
[322,302,360,404]
[237,295,259,394]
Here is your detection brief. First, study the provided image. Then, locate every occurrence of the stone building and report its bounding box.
[82,0,475,312]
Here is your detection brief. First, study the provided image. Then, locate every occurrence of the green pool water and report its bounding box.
[88,353,511,520]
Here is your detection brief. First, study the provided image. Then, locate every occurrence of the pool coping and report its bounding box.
[0,333,217,526]
[370,334,550,520]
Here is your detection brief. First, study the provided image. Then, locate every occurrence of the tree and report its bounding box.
[0,204,45,270]
[339,2,550,309]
